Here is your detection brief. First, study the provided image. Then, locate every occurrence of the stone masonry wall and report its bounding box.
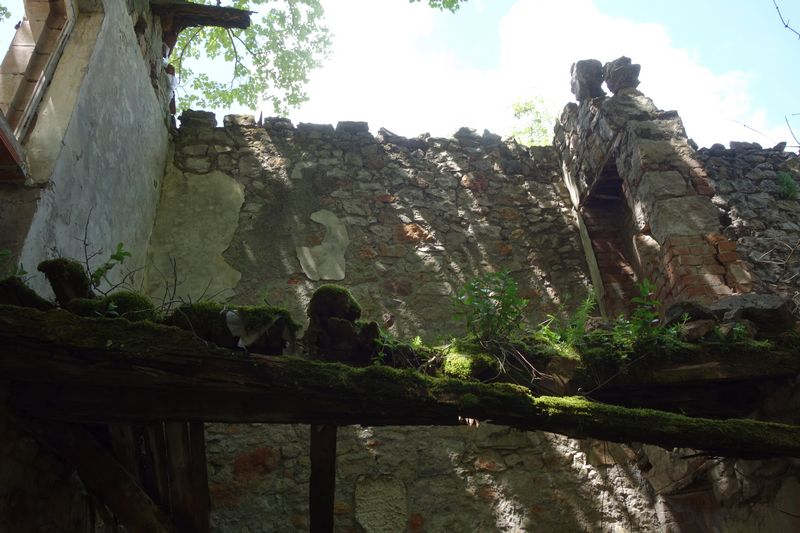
[145,111,590,341]
[697,142,800,313]
[143,109,800,532]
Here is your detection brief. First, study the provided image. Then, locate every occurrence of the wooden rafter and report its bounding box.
[150,1,252,50]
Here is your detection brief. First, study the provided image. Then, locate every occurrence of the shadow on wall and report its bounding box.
[147,112,591,342]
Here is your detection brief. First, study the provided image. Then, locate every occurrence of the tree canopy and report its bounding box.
[172,0,467,113]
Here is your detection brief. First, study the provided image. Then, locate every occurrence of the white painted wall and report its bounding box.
[18,0,169,296]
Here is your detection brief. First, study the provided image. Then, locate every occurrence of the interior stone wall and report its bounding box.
[145,111,590,341]
[143,110,800,532]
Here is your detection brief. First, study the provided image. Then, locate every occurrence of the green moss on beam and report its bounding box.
[2,304,800,458]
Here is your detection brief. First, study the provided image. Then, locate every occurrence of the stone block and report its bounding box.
[650,195,720,244]
[603,56,640,94]
[570,59,604,101]
[1,44,35,75]
[335,121,369,134]
[223,114,255,127]
[0,73,23,108]
[179,110,217,128]
[632,170,688,229]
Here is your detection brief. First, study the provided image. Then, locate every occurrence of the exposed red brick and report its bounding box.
[409,513,425,531]
[287,273,305,285]
[209,482,242,508]
[375,194,397,203]
[716,240,737,253]
[357,246,378,259]
[396,223,431,243]
[717,251,739,264]
[460,173,488,192]
[232,446,281,482]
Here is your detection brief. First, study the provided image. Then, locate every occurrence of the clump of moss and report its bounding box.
[161,301,236,348]
[307,285,361,321]
[443,351,500,381]
[65,297,106,317]
[37,258,93,306]
[0,276,54,310]
[64,291,156,322]
[161,301,300,354]
[239,305,300,336]
[103,291,156,322]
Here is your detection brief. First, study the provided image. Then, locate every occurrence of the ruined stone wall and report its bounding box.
[698,142,800,313]
[554,73,757,315]
[145,112,590,340]
[143,110,800,532]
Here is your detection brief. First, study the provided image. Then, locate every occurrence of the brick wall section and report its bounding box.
[582,194,638,316]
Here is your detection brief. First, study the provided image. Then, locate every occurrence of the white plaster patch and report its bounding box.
[296,209,349,280]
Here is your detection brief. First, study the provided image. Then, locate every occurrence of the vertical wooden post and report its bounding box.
[309,423,338,533]
[165,421,210,532]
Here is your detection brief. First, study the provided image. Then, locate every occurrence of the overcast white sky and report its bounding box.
[286,0,796,149]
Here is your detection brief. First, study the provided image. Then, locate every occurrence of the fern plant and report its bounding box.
[453,270,528,340]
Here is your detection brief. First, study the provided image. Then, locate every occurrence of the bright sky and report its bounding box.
[1,0,797,149]
[286,0,799,149]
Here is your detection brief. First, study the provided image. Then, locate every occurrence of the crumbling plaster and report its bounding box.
[15,0,169,297]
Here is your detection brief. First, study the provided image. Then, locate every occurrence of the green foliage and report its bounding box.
[511,97,556,146]
[453,270,528,340]
[0,249,26,278]
[90,243,131,289]
[0,4,9,20]
[173,0,331,113]
[777,171,798,200]
[408,0,466,11]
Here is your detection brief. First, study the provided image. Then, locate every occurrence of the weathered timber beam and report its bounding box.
[151,1,252,30]
[20,419,175,532]
[2,305,800,458]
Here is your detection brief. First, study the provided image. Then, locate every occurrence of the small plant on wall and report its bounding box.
[777,171,798,200]
[453,270,528,341]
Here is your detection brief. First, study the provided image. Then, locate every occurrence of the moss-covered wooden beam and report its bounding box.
[1,305,800,458]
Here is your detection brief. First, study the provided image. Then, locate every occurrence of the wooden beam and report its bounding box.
[309,424,337,533]
[20,419,175,532]
[150,1,252,30]
[2,305,800,458]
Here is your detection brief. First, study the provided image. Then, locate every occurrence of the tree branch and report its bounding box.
[786,115,800,147]
[2,305,800,458]
[774,0,800,39]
